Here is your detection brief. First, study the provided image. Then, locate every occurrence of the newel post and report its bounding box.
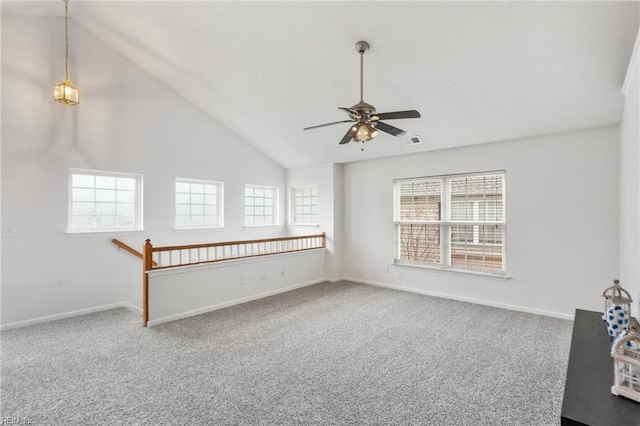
[321,232,326,248]
[142,239,153,327]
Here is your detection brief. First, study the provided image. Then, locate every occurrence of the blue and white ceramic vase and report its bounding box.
[606,304,629,338]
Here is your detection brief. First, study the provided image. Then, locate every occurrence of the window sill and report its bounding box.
[173,226,224,232]
[288,223,320,228]
[243,225,281,229]
[66,229,144,237]
[393,261,511,281]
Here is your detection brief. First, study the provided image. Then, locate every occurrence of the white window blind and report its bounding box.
[175,178,223,229]
[291,185,318,225]
[394,171,505,275]
[69,169,142,233]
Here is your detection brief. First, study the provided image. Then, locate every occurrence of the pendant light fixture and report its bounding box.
[54,0,79,105]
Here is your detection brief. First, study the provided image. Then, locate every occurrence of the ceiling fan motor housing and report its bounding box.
[350,100,377,121]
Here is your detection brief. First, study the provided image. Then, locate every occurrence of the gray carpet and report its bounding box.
[1,281,572,425]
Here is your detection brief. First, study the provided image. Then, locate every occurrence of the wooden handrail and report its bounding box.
[151,233,327,252]
[112,239,158,267]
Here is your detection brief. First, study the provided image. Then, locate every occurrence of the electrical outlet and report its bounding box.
[261,273,266,281]
[384,265,389,273]
[280,269,285,277]
[240,276,246,285]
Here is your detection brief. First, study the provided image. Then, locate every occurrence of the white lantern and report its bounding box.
[611,318,640,403]
[602,279,633,320]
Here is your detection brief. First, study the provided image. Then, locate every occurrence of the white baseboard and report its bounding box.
[0,301,135,331]
[1,277,573,329]
[127,304,143,316]
[345,277,575,321]
[148,278,326,327]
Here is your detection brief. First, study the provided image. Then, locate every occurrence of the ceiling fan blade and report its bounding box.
[303,120,353,131]
[338,128,353,145]
[375,110,421,120]
[338,107,359,117]
[375,121,407,137]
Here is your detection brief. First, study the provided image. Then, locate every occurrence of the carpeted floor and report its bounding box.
[1,281,572,425]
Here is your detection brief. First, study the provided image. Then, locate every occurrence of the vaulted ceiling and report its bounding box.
[3,1,639,169]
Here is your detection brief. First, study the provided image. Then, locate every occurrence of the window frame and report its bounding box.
[174,178,224,230]
[289,185,319,226]
[68,168,143,234]
[244,184,279,227]
[393,170,506,276]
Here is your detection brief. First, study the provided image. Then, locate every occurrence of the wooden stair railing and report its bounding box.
[112,239,158,267]
[141,233,326,327]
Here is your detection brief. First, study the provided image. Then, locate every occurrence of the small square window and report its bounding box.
[290,185,318,225]
[245,184,278,226]
[175,178,223,229]
[68,169,142,233]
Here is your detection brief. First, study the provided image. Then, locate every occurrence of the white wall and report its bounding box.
[1,15,287,326]
[286,163,343,280]
[148,249,325,326]
[620,29,640,317]
[287,163,343,280]
[342,127,620,318]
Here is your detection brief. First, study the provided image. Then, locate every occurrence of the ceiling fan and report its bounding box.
[303,40,421,145]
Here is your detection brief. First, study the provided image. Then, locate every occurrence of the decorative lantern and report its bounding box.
[602,279,633,320]
[611,318,640,402]
[54,0,79,106]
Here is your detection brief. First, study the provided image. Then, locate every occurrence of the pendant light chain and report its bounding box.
[64,0,69,81]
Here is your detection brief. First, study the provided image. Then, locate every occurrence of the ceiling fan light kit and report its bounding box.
[304,40,420,146]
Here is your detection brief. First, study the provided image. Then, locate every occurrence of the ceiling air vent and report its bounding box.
[403,135,423,145]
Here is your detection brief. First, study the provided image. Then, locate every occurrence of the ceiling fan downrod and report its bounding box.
[356,41,369,103]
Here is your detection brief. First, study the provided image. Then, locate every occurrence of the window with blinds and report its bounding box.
[393,171,505,275]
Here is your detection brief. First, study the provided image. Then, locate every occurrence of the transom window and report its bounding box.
[245,184,278,226]
[68,169,142,233]
[393,171,505,275]
[291,185,318,225]
[175,178,223,229]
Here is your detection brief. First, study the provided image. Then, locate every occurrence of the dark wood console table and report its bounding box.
[561,309,640,425]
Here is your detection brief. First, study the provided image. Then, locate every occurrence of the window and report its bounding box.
[291,185,318,225]
[245,184,278,226]
[69,169,142,233]
[175,178,223,229]
[394,171,505,275]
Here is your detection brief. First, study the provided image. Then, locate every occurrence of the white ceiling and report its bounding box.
[3,1,639,169]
